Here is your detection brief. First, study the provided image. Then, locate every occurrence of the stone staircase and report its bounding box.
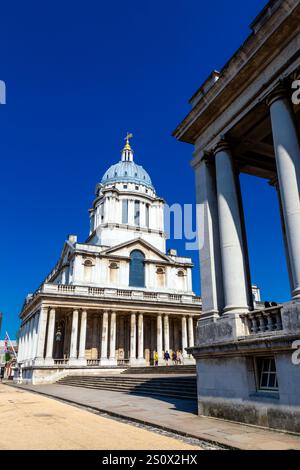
[57,375,197,400]
[122,365,196,375]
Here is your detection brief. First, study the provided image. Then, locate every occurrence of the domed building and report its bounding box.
[16,135,201,384]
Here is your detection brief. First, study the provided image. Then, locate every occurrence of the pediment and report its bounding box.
[102,238,172,263]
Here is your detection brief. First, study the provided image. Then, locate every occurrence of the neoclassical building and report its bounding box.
[17,135,201,383]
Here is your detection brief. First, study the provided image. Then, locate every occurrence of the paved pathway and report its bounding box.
[0,384,203,450]
[9,382,300,450]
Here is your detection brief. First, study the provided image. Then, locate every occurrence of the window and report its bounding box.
[83,259,93,282]
[256,357,278,391]
[122,199,128,224]
[134,200,140,225]
[145,204,150,227]
[129,250,145,287]
[99,203,104,222]
[109,261,119,269]
[177,270,185,277]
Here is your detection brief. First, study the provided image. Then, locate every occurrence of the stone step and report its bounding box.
[58,380,197,392]
[59,376,196,384]
[122,365,196,375]
[58,382,197,399]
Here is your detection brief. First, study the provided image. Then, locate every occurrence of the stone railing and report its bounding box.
[86,359,101,366]
[117,359,131,366]
[240,305,283,335]
[54,359,69,365]
[29,283,202,306]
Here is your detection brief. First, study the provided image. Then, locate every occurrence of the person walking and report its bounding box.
[154,350,159,367]
[172,351,177,365]
[164,350,170,366]
[177,350,183,365]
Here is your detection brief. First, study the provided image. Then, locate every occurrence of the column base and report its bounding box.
[134,358,147,366]
[223,306,249,315]
[129,358,146,366]
[33,358,45,366]
[200,310,220,323]
[68,358,81,366]
[76,358,87,366]
[100,358,117,366]
[44,358,54,366]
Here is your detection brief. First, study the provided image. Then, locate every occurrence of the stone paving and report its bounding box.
[0,384,204,450]
[8,381,300,450]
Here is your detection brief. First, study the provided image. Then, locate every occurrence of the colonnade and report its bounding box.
[196,85,300,320]
[17,307,196,366]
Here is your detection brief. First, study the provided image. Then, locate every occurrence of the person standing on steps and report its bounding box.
[172,350,177,365]
[154,350,159,367]
[164,350,170,366]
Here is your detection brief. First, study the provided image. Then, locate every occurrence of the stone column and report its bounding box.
[17,327,24,362]
[157,314,163,361]
[193,156,224,320]
[181,316,188,358]
[35,306,49,365]
[31,313,40,361]
[268,86,300,299]
[45,308,56,365]
[137,313,145,365]
[130,312,137,363]
[215,141,250,316]
[188,316,194,348]
[23,320,30,362]
[91,315,98,359]
[69,309,79,364]
[109,312,117,365]
[100,311,109,364]
[78,310,87,365]
[164,314,170,352]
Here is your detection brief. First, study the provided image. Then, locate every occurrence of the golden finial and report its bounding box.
[124,132,133,150]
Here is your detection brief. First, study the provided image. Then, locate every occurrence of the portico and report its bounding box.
[18,292,199,373]
[173,0,300,433]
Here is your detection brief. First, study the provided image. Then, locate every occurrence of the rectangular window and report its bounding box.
[256,357,278,391]
[145,204,150,228]
[134,200,140,226]
[122,199,128,224]
[99,204,104,222]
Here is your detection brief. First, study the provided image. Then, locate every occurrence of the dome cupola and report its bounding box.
[101,134,155,191]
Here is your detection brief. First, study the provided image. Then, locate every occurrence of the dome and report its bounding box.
[101,134,155,190]
[101,161,154,190]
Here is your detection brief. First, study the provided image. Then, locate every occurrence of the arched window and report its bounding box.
[129,250,145,287]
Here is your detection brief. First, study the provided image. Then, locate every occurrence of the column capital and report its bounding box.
[214,138,232,156]
[266,82,289,107]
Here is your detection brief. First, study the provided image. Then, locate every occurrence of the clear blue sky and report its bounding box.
[0,0,290,338]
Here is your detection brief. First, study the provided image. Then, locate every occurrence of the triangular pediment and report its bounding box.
[101,238,172,263]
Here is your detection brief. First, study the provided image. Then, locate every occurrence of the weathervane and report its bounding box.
[125,132,133,145]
